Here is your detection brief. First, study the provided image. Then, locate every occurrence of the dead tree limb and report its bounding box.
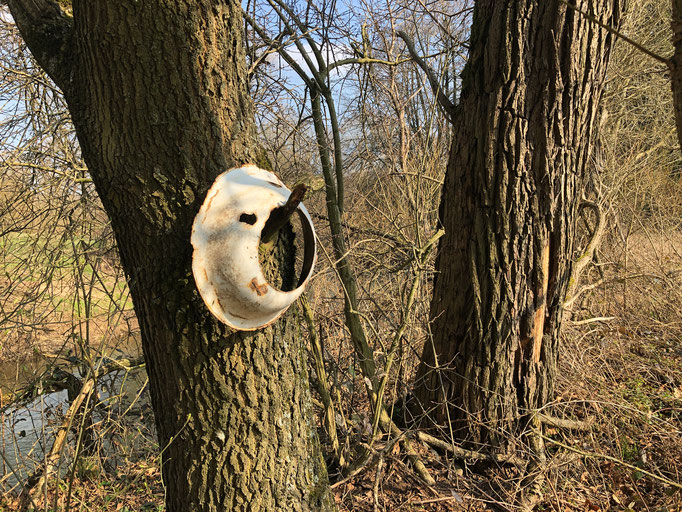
[416,431,524,466]
[17,379,95,510]
[396,30,456,122]
[564,201,606,309]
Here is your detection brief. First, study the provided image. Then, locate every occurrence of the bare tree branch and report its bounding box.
[564,201,606,308]
[396,30,456,123]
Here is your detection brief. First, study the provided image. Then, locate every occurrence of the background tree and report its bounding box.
[6,1,334,511]
[412,0,623,452]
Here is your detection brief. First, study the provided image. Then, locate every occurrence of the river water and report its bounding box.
[0,355,153,492]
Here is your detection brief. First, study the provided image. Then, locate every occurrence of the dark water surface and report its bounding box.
[0,352,153,492]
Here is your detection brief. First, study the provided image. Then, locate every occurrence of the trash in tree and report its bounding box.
[191,164,317,330]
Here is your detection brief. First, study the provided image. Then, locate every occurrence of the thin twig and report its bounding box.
[311,212,405,246]
[542,434,682,491]
[558,0,669,65]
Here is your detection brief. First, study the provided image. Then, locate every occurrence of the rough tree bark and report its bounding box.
[8,1,334,510]
[671,0,682,151]
[412,0,622,450]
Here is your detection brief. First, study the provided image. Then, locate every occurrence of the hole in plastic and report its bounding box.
[239,212,257,225]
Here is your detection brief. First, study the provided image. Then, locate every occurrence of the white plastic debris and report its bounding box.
[191,164,316,330]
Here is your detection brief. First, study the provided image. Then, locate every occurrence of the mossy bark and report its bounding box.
[412,0,622,450]
[9,1,334,510]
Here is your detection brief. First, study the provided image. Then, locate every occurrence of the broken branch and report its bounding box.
[416,431,524,466]
[260,183,308,245]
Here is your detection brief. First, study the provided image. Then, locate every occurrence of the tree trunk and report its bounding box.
[412,0,621,450]
[671,0,682,153]
[9,1,334,510]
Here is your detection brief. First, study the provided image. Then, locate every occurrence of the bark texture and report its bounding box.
[412,0,621,449]
[9,1,334,510]
[671,0,682,152]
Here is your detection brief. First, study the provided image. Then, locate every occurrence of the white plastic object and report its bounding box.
[191,164,317,330]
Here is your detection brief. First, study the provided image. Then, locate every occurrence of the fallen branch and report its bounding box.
[399,433,435,485]
[569,316,616,326]
[17,378,96,510]
[539,414,593,431]
[416,431,524,466]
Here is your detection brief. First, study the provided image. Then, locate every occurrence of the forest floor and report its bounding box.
[0,231,680,511]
